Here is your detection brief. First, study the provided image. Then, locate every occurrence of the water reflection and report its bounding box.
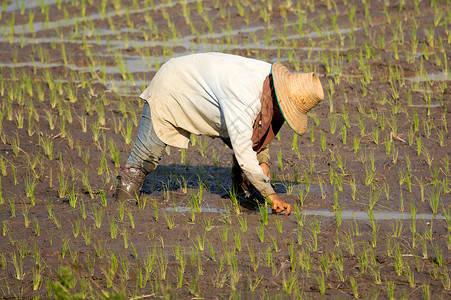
[166,206,445,220]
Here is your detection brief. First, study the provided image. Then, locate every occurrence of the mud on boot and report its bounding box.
[115,167,148,202]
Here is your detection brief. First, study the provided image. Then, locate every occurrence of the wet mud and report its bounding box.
[0,0,450,299]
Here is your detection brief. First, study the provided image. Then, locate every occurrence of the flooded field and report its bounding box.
[0,0,450,298]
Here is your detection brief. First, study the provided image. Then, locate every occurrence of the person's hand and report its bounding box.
[260,162,271,178]
[267,193,291,215]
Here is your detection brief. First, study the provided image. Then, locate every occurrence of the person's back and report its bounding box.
[140,52,272,148]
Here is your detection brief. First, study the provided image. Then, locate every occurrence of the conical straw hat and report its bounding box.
[271,62,324,135]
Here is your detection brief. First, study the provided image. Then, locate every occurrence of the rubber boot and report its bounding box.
[115,167,147,202]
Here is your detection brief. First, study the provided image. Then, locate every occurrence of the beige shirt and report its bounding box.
[140,52,275,196]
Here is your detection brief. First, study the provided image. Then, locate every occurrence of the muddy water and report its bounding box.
[1,0,198,36]
[405,71,450,82]
[167,206,445,220]
[4,0,65,13]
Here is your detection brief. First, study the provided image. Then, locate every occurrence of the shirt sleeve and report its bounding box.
[219,98,275,197]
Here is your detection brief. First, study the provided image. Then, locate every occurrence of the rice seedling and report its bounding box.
[229,230,241,252]
[390,218,403,238]
[236,214,247,233]
[197,136,208,157]
[423,283,430,300]
[339,124,347,144]
[304,170,312,193]
[328,249,343,282]
[415,135,423,156]
[164,212,175,229]
[320,130,327,152]
[17,241,30,259]
[329,114,337,134]
[126,208,134,229]
[254,221,265,243]
[357,243,370,274]
[267,232,279,253]
[275,147,284,172]
[60,236,70,259]
[419,233,429,259]
[108,138,120,168]
[440,266,451,290]
[10,132,21,157]
[31,216,40,237]
[429,186,441,214]
[385,134,392,155]
[119,226,129,250]
[393,242,405,276]
[309,218,320,252]
[11,252,25,280]
[273,216,283,233]
[334,203,343,231]
[82,168,93,199]
[0,155,6,176]
[2,220,8,236]
[423,147,433,167]
[349,277,358,298]
[291,203,304,228]
[433,242,443,267]
[258,203,269,225]
[384,279,396,300]
[201,237,215,263]
[78,199,87,220]
[11,164,17,185]
[364,165,376,186]
[93,239,106,260]
[25,173,37,205]
[194,231,206,252]
[372,127,379,145]
[90,119,101,142]
[8,198,16,218]
[97,152,106,176]
[354,113,364,136]
[80,223,92,247]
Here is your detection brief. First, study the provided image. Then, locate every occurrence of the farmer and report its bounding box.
[115,52,324,215]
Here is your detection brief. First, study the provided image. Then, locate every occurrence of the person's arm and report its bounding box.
[267,193,292,215]
[260,162,271,178]
[257,152,291,215]
[220,98,291,214]
[257,148,271,177]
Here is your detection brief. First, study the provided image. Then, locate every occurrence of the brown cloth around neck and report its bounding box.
[251,75,285,154]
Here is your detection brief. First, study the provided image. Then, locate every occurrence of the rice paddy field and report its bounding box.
[0,0,450,298]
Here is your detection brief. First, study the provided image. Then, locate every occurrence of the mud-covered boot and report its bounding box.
[115,167,147,202]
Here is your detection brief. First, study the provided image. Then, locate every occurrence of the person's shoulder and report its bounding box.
[173,52,268,65]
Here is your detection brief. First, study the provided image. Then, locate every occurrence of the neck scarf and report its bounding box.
[251,75,284,153]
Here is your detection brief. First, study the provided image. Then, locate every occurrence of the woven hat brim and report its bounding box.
[271,62,308,135]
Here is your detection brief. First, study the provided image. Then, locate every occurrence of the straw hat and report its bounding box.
[271,62,324,135]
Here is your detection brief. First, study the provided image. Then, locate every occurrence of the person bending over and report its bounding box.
[115,52,324,215]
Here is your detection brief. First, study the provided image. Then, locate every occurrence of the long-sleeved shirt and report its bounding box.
[139,52,275,196]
